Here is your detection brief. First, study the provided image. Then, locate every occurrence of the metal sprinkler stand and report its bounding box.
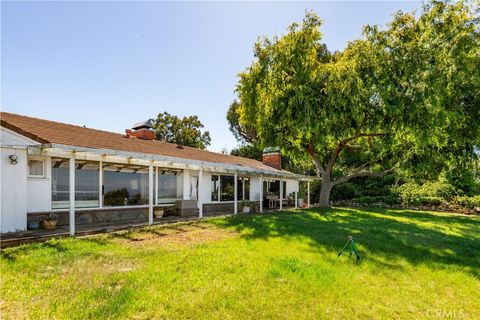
[337,236,361,264]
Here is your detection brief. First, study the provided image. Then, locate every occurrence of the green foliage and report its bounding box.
[234,2,480,205]
[453,195,480,209]
[104,188,129,206]
[227,100,257,144]
[152,112,211,149]
[330,183,360,201]
[230,144,263,161]
[394,181,461,205]
[415,197,444,206]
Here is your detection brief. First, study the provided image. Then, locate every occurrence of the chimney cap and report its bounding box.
[262,146,280,154]
[132,119,154,130]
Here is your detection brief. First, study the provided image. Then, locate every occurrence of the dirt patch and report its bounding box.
[110,223,237,247]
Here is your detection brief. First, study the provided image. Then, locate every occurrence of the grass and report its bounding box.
[1,207,479,319]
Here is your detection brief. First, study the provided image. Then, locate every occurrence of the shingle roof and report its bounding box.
[1,112,285,173]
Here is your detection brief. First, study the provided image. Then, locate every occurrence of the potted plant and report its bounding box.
[297,190,306,207]
[241,200,251,213]
[42,212,58,230]
[154,207,165,219]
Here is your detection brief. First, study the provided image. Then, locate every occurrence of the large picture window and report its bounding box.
[220,175,235,201]
[51,158,70,209]
[103,164,149,206]
[211,175,249,202]
[263,179,281,197]
[157,170,183,204]
[237,177,250,201]
[75,161,99,208]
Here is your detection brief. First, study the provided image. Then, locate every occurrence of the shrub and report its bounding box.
[331,182,360,201]
[394,181,461,205]
[415,197,443,206]
[453,195,480,209]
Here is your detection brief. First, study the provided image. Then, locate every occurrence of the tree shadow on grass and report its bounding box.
[214,207,480,278]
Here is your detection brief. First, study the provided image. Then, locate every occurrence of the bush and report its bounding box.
[453,195,480,209]
[414,197,443,206]
[394,181,461,205]
[331,182,360,201]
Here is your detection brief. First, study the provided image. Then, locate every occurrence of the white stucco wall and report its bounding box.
[1,127,41,233]
[199,171,212,204]
[286,179,299,196]
[27,156,51,212]
[1,147,28,233]
[249,176,262,201]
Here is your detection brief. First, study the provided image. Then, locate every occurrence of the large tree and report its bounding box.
[236,1,480,207]
[152,112,211,149]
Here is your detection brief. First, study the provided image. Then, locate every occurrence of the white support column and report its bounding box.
[242,177,245,201]
[259,176,263,213]
[234,173,238,214]
[279,179,283,210]
[148,165,154,225]
[98,161,103,208]
[155,166,159,206]
[198,169,203,218]
[295,191,298,209]
[69,158,75,236]
[307,181,311,208]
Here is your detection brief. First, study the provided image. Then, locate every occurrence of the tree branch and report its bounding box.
[332,167,394,186]
[326,132,386,173]
[306,143,326,177]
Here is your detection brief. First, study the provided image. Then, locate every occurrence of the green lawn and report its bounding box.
[1,208,479,319]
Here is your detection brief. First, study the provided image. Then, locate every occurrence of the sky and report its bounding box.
[1,1,421,152]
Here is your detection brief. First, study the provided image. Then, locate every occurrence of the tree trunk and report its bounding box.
[318,178,332,208]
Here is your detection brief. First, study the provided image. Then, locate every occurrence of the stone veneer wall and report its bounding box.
[27,207,149,226]
[202,201,260,216]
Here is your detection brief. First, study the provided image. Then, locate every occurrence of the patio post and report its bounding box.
[295,190,298,209]
[69,157,75,236]
[198,169,203,218]
[259,176,263,213]
[148,165,153,225]
[234,173,238,214]
[155,166,159,206]
[307,181,311,208]
[98,161,103,208]
[279,179,283,210]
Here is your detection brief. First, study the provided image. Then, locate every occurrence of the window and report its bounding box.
[283,181,287,199]
[210,174,236,202]
[51,158,70,209]
[211,175,219,201]
[220,175,235,201]
[237,177,250,201]
[244,178,250,200]
[28,159,44,177]
[75,161,99,208]
[103,164,149,206]
[158,170,183,204]
[263,179,281,197]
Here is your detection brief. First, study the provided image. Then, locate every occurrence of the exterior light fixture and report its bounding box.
[9,154,18,165]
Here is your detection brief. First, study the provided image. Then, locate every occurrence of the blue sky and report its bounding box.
[2,1,420,152]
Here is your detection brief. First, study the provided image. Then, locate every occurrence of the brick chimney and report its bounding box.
[125,119,155,140]
[262,147,282,170]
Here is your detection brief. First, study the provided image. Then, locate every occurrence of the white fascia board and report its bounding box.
[28,144,305,180]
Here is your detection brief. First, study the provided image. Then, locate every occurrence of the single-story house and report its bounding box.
[1,112,313,235]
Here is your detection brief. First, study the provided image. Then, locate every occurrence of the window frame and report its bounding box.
[28,159,45,178]
[211,174,250,202]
